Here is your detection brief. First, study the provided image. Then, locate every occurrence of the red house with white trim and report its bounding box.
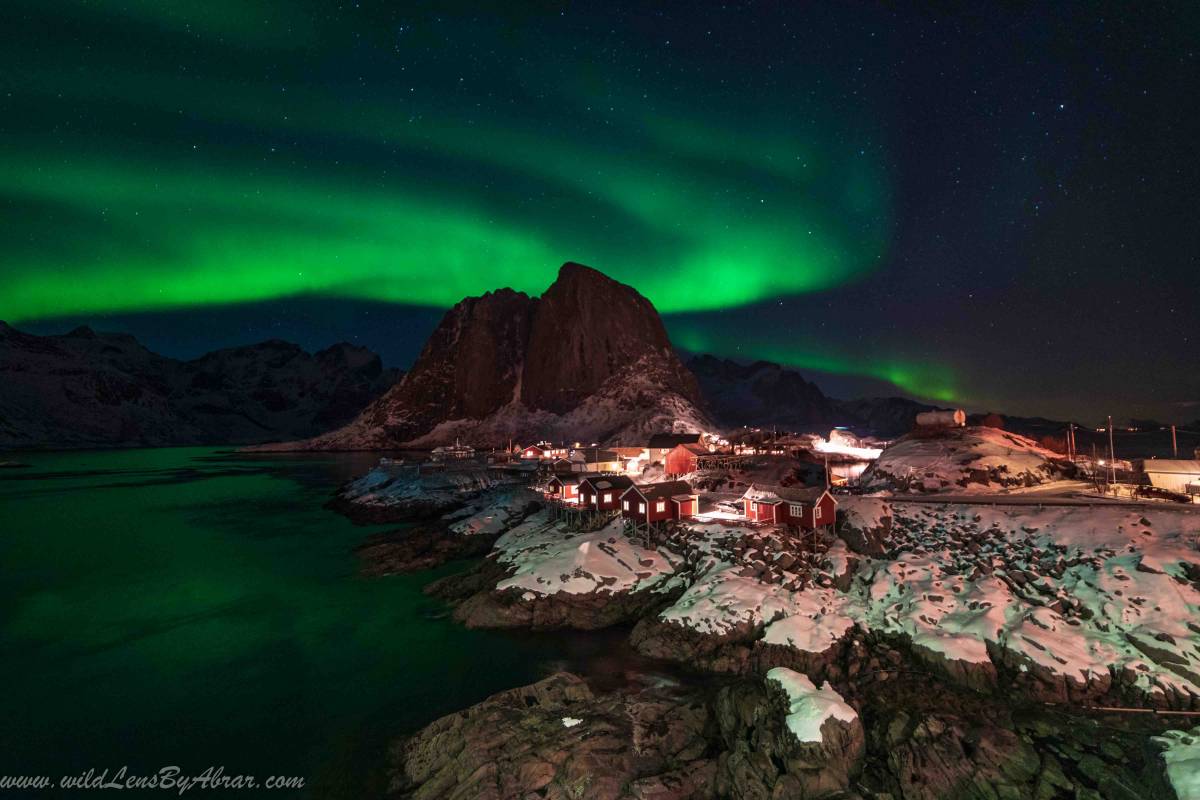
[577,475,635,511]
[620,480,698,524]
[741,484,837,531]
[520,443,547,460]
[546,473,585,504]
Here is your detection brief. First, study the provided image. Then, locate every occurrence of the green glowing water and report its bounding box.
[0,448,603,796]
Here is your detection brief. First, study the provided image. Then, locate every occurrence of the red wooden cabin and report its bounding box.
[520,443,547,460]
[546,473,585,504]
[741,484,837,530]
[664,443,709,476]
[620,480,698,524]
[578,475,635,511]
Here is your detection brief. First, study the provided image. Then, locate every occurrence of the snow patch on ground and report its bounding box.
[1154,726,1200,800]
[493,516,684,597]
[766,667,858,743]
[656,498,1200,706]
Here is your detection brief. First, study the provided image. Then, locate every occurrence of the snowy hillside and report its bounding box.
[859,425,1072,493]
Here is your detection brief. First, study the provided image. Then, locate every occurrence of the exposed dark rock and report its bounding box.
[387,672,716,800]
[524,263,703,414]
[355,525,503,577]
[449,580,684,632]
[279,263,712,449]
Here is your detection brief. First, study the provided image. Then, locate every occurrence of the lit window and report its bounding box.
[603,493,612,503]
[623,500,629,511]
[638,502,646,513]
[656,500,666,513]
[815,506,822,521]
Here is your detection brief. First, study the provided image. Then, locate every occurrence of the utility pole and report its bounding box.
[1172,425,1178,459]
[1107,415,1117,488]
[1067,423,1074,461]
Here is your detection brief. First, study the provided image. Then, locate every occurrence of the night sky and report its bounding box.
[3,2,1197,423]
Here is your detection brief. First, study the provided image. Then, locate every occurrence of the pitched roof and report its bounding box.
[574,448,620,462]
[672,443,709,456]
[741,485,783,503]
[774,485,835,504]
[622,480,694,501]
[579,475,635,493]
[741,484,834,505]
[647,433,703,448]
[1136,459,1200,475]
[548,473,584,487]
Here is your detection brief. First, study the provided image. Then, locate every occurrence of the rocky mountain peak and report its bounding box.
[294,262,710,449]
[522,262,700,414]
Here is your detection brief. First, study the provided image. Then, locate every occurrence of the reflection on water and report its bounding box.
[0,448,656,797]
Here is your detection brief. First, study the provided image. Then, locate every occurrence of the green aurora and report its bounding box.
[0,1,958,399]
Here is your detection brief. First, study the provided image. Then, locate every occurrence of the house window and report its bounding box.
[655,500,666,513]
[603,493,612,503]
[623,500,630,511]
[751,502,758,512]
[814,506,822,521]
[592,493,598,504]
[638,502,646,513]
[789,503,803,517]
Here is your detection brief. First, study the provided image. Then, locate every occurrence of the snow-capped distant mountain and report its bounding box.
[0,322,400,449]
[279,262,714,449]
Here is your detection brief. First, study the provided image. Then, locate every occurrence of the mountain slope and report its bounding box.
[687,355,834,430]
[0,322,400,449]
[289,263,713,449]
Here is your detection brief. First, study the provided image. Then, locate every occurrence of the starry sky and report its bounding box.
[3,2,1197,423]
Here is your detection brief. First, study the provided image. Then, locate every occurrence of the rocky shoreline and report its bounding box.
[332,477,1200,798]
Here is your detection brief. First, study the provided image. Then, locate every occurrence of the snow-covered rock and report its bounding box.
[860,425,1072,493]
[766,667,858,744]
[643,498,1200,709]
[494,516,683,597]
[1154,726,1200,800]
[333,463,502,521]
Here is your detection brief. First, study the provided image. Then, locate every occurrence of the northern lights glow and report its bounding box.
[10,2,1194,419]
[1,7,890,323]
[669,323,957,403]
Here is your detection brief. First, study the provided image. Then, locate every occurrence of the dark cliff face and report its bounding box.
[310,262,709,448]
[522,263,703,414]
[0,324,400,448]
[356,288,536,440]
[688,355,834,430]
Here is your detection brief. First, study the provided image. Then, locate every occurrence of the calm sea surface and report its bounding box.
[0,448,629,797]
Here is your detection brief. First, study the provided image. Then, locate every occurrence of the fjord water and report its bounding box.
[0,448,578,796]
